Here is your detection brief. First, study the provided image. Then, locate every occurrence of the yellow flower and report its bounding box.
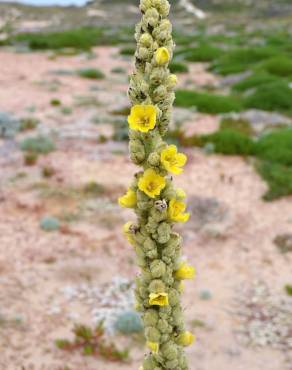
[128,105,157,133]
[123,221,136,245]
[118,189,137,208]
[177,331,195,347]
[168,199,190,223]
[149,292,169,306]
[160,145,187,175]
[155,47,170,65]
[176,188,186,199]
[138,168,166,198]
[175,262,195,280]
[147,341,159,354]
[139,367,144,370]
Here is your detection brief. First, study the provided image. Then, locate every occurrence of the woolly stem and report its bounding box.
[119,1,195,369]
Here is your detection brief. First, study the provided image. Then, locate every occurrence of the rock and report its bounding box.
[223,110,292,136]
[274,234,292,253]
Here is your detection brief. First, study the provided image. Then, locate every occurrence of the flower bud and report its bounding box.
[155,47,170,65]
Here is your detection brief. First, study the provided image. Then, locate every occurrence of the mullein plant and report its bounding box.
[118,1,195,369]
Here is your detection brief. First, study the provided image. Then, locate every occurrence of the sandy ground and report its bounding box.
[0,46,291,370]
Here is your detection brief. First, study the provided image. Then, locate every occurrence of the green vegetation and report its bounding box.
[111,66,127,74]
[56,324,129,361]
[175,90,242,114]
[42,166,55,178]
[10,26,132,51]
[176,44,222,62]
[20,135,55,154]
[40,216,60,232]
[257,56,292,77]
[210,47,278,75]
[50,98,61,106]
[243,81,292,115]
[114,311,143,334]
[120,46,135,56]
[285,284,292,296]
[169,61,189,73]
[24,152,38,166]
[201,129,254,156]
[20,117,39,131]
[257,162,292,201]
[254,129,292,166]
[220,117,253,136]
[182,122,292,200]
[232,72,280,92]
[77,68,105,80]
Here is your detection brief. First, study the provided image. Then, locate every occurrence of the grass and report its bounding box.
[192,124,292,200]
[243,81,292,115]
[210,47,278,75]
[176,44,222,62]
[77,68,105,80]
[256,162,292,201]
[232,72,281,92]
[254,128,292,166]
[175,90,242,114]
[220,117,253,136]
[169,62,189,73]
[120,46,135,56]
[201,129,255,156]
[257,56,292,77]
[10,26,132,51]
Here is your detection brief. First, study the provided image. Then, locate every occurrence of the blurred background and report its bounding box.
[0,1,292,369]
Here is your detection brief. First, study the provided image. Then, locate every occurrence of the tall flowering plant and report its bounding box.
[119,1,195,369]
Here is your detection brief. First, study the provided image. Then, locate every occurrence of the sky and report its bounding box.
[0,0,89,6]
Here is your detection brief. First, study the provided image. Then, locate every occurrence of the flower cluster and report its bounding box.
[118,1,196,369]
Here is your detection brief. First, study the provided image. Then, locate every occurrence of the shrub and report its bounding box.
[11,27,130,50]
[254,128,292,166]
[210,47,278,75]
[114,311,143,334]
[20,135,55,154]
[20,117,39,131]
[201,129,255,155]
[257,56,292,77]
[0,112,20,138]
[42,166,55,178]
[285,284,292,296]
[243,81,292,114]
[56,324,129,361]
[111,67,127,74]
[77,68,104,80]
[40,216,60,232]
[50,98,61,106]
[220,117,253,136]
[232,72,281,92]
[177,44,222,62]
[169,62,189,73]
[24,152,38,166]
[175,90,242,114]
[120,46,136,56]
[256,161,292,201]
